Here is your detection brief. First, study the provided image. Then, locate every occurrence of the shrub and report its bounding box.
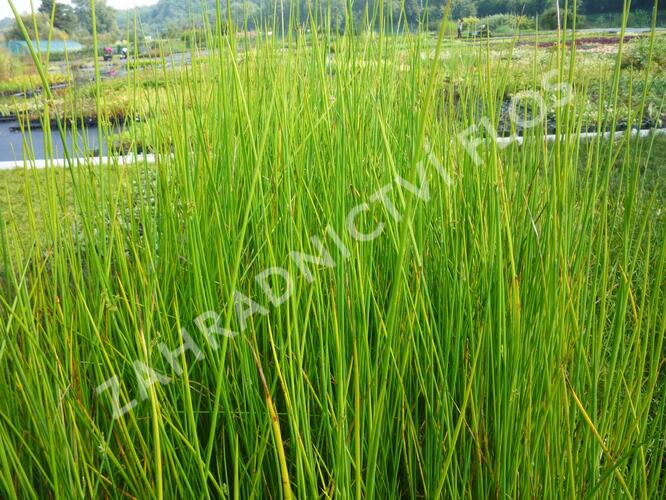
[450,0,477,20]
[7,13,70,41]
[0,72,69,95]
[622,35,666,71]
[482,13,536,32]
[586,10,664,29]
[539,7,587,30]
[0,48,27,86]
[0,47,14,81]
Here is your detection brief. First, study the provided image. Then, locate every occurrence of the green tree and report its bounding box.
[8,13,70,40]
[404,0,423,26]
[73,0,118,35]
[451,0,477,19]
[539,5,587,29]
[39,0,79,35]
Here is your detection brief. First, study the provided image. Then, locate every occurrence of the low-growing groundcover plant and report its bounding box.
[0,2,664,498]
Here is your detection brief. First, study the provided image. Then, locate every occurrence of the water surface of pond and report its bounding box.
[0,120,115,162]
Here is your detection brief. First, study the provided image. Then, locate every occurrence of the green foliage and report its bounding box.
[622,35,666,71]
[582,0,654,15]
[481,13,535,33]
[111,0,662,35]
[1,2,665,499]
[73,0,118,36]
[8,13,70,41]
[6,0,118,40]
[539,6,587,30]
[451,0,477,19]
[586,9,666,29]
[0,72,68,94]
[0,46,21,81]
[38,0,79,35]
[475,0,549,17]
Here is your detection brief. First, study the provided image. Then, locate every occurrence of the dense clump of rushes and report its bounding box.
[0,1,664,498]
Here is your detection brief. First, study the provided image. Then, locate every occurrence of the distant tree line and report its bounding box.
[8,0,118,40]
[126,0,662,33]
[7,0,664,41]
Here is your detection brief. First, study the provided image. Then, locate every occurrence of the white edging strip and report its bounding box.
[0,128,665,172]
[494,127,666,146]
[0,153,158,171]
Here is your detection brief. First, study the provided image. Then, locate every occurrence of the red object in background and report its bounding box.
[103,47,113,61]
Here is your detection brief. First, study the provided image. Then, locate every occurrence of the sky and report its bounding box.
[1,1,159,21]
